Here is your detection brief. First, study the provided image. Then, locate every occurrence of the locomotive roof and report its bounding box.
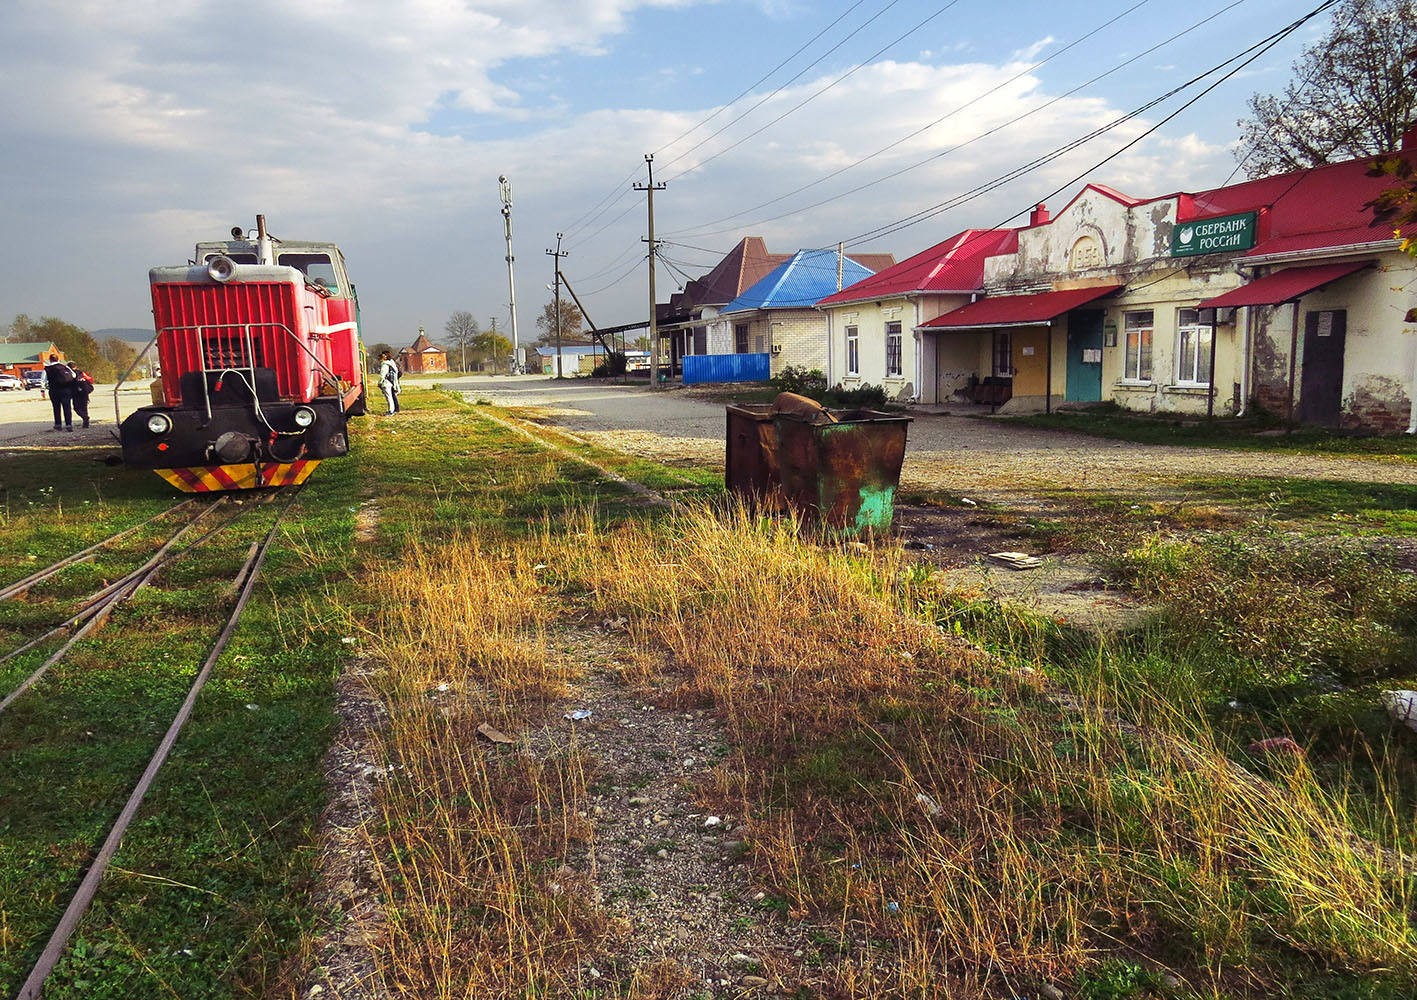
[195,238,344,255]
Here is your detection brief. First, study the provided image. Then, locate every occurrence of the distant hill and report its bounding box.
[93,328,155,345]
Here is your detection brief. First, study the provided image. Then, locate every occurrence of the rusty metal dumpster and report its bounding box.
[772,408,911,534]
[725,403,784,510]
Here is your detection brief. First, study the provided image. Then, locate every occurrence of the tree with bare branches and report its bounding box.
[1237,0,1417,179]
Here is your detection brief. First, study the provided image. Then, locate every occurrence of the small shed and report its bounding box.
[399,332,448,374]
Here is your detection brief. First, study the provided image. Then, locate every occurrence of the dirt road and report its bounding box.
[448,375,1417,497]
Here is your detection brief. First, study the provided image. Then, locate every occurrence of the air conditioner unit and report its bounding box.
[771,344,783,354]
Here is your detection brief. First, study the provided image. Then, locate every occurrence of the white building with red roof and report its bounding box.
[909,135,1416,429]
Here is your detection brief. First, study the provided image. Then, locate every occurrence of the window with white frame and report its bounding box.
[1123,311,1153,381]
[885,321,902,377]
[846,325,859,375]
[1176,308,1212,385]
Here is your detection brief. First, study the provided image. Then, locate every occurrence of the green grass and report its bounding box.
[0,444,355,996]
[1007,405,1417,460]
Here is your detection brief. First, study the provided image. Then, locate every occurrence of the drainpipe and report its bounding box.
[1207,312,1218,420]
[1286,301,1299,424]
[1237,306,1252,417]
[1045,321,1053,415]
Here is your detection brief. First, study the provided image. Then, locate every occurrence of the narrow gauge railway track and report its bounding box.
[0,488,303,999]
[0,494,284,712]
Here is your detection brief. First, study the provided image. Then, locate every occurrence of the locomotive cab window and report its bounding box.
[204,252,258,264]
[278,253,339,292]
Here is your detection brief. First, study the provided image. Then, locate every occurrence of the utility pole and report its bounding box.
[546,233,568,379]
[634,154,666,388]
[500,175,521,374]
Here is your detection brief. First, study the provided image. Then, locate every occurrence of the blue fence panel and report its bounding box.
[682,353,771,384]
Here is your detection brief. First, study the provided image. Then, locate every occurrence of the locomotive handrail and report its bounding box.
[146,320,344,419]
[112,331,161,428]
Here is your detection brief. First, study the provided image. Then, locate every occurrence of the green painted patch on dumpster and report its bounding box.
[854,483,895,534]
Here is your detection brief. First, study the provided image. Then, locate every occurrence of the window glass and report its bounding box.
[992,332,1012,378]
[1124,311,1153,381]
[846,325,859,375]
[1176,308,1212,385]
[278,252,339,292]
[885,321,902,377]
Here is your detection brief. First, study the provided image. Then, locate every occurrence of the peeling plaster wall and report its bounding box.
[1249,256,1417,431]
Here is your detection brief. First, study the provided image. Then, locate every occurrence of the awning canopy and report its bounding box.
[919,284,1122,330]
[1196,261,1369,310]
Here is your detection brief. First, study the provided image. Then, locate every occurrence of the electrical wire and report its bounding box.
[566,0,879,243]
[661,0,966,183]
[659,0,910,172]
[843,0,1340,248]
[653,0,874,157]
[667,0,1247,240]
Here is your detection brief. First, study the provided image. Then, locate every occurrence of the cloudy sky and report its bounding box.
[0,0,1326,347]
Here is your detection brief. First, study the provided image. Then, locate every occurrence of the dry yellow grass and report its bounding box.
[346,503,1416,997]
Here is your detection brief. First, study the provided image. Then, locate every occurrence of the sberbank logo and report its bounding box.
[1171,211,1256,257]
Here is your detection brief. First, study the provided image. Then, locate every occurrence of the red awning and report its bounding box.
[919,284,1122,330]
[1196,261,1369,309]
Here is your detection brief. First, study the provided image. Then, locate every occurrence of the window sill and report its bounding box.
[1166,383,1213,395]
[843,375,862,381]
[1114,380,1156,389]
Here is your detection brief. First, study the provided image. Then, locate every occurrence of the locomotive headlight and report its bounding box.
[207,255,237,283]
[293,406,317,428]
[146,412,172,435]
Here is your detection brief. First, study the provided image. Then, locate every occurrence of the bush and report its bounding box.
[591,351,627,378]
[770,365,827,396]
[829,382,889,408]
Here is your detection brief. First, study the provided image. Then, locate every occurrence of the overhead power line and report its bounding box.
[666,0,1245,241]
[662,0,966,183]
[842,0,1341,248]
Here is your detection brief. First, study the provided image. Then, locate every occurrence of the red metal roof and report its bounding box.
[1195,261,1370,309]
[818,228,1019,306]
[1183,156,1399,258]
[920,284,1122,330]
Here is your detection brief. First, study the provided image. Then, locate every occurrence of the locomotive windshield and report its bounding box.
[278,252,340,292]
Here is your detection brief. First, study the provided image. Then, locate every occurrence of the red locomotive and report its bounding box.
[119,216,366,491]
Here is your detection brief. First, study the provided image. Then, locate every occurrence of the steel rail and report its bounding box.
[0,500,230,714]
[14,493,299,1000]
[0,498,199,603]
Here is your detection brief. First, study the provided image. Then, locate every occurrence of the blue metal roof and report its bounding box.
[722,249,877,313]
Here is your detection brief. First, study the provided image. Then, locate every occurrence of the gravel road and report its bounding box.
[448,375,1417,497]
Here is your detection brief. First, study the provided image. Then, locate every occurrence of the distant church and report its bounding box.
[398,329,447,374]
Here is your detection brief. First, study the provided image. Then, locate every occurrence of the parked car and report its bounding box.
[0,373,21,391]
[23,370,43,390]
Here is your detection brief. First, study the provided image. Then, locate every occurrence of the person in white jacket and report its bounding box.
[377,351,401,414]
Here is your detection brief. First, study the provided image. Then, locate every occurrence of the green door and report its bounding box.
[1066,310,1104,403]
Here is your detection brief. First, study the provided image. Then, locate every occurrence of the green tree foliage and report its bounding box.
[1237,0,1417,179]
[9,315,114,381]
[100,337,139,375]
[535,299,584,345]
[471,331,512,366]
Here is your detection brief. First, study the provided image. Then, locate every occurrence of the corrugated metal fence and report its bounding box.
[682,353,770,384]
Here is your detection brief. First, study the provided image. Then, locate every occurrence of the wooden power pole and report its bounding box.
[546,233,567,378]
[634,155,666,388]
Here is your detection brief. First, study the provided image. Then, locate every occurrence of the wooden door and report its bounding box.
[1297,309,1346,426]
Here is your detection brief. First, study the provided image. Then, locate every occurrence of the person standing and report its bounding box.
[43,354,76,431]
[68,362,94,428]
[377,351,401,414]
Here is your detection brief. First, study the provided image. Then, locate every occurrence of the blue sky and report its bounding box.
[0,0,1330,347]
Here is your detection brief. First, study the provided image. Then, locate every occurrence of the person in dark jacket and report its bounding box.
[42,354,75,431]
[68,362,94,428]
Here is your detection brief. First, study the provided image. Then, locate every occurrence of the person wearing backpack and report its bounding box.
[68,362,95,428]
[376,351,401,414]
[43,354,76,431]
